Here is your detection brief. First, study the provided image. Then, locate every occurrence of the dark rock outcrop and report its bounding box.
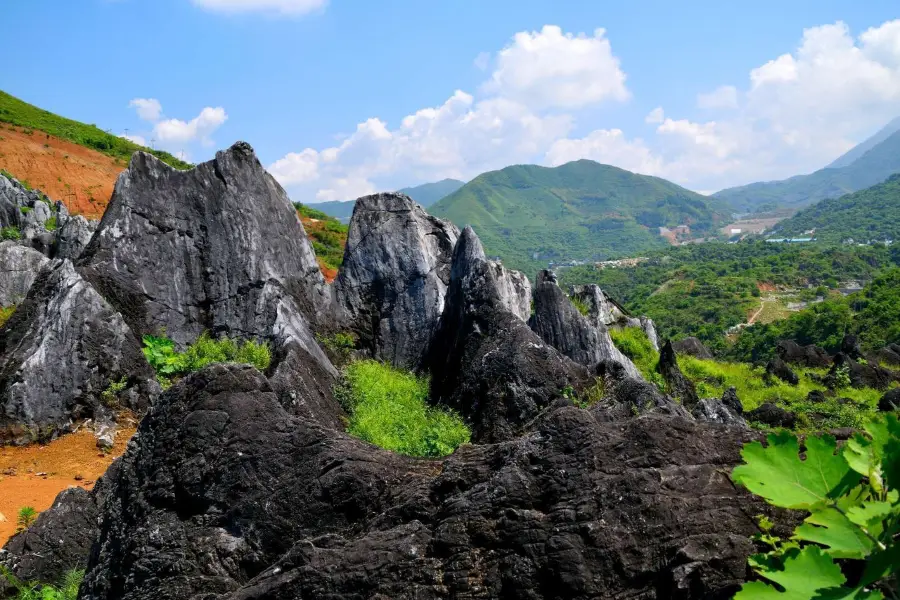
[79,362,765,600]
[879,388,900,412]
[486,259,532,321]
[827,353,895,390]
[428,228,590,442]
[776,339,831,368]
[593,359,690,421]
[77,143,331,367]
[0,261,155,443]
[0,241,49,307]
[871,344,900,367]
[840,334,865,361]
[692,387,747,427]
[807,389,826,403]
[55,214,97,260]
[765,358,799,385]
[657,340,700,409]
[746,402,797,428]
[267,340,345,430]
[531,270,642,379]
[672,337,713,359]
[334,192,459,368]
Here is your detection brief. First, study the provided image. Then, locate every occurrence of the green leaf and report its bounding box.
[843,414,900,493]
[735,546,846,599]
[732,431,860,510]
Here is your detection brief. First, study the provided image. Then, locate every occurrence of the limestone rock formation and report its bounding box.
[0,260,154,443]
[766,358,799,385]
[55,214,97,260]
[487,259,532,321]
[78,362,766,600]
[657,340,700,409]
[672,336,713,359]
[746,403,797,428]
[77,143,331,367]
[531,270,643,380]
[569,283,629,326]
[827,353,896,390]
[334,192,459,368]
[880,388,900,412]
[0,241,49,307]
[776,339,831,368]
[639,315,661,351]
[592,359,690,421]
[428,228,590,442]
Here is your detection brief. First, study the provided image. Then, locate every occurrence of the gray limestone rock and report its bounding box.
[0,241,49,307]
[55,214,97,260]
[334,192,459,369]
[487,259,532,321]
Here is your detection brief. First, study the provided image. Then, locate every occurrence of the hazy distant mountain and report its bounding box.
[306,178,465,221]
[715,121,900,212]
[430,159,730,274]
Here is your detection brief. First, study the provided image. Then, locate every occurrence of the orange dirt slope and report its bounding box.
[0,124,124,217]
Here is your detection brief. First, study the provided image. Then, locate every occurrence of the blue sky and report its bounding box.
[3,0,900,200]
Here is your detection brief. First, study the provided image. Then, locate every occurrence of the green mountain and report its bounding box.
[827,116,900,169]
[715,125,900,212]
[307,178,465,221]
[773,173,900,244]
[429,159,731,274]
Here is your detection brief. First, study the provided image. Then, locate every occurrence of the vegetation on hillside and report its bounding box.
[714,127,900,211]
[2,567,83,600]
[560,241,896,351]
[774,173,900,243]
[430,159,731,274]
[731,415,900,599]
[0,90,191,170]
[295,203,348,280]
[142,333,271,388]
[336,360,470,457]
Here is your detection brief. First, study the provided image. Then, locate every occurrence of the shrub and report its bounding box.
[0,305,14,328]
[19,206,31,215]
[1,226,21,240]
[100,377,128,409]
[316,331,357,365]
[568,295,590,317]
[44,216,57,231]
[338,360,470,457]
[142,333,271,387]
[1,567,84,600]
[16,506,37,532]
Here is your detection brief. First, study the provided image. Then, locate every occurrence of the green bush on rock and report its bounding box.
[142,333,271,388]
[337,360,470,457]
[1,567,84,600]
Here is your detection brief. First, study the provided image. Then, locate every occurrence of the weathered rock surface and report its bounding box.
[880,388,900,412]
[334,192,459,368]
[593,359,690,421]
[871,344,900,367]
[531,270,643,380]
[0,241,49,307]
[692,388,747,427]
[0,459,120,593]
[428,228,590,442]
[267,340,345,430]
[77,143,331,365]
[840,334,865,361]
[0,260,154,443]
[672,337,714,359]
[569,283,629,326]
[487,259,532,321]
[746,402,797,428]
[55,214,97,260]
[639,316,661,351]
[657,340,700,410]
[766,358,799,385]
[827,353,896,390]
[79,362,766,600]
[776,339,831,368]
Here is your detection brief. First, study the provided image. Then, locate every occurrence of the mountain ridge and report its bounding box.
[308,178,465,220]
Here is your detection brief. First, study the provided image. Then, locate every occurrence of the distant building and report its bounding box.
[730,228,742,235]
[765,237,815,243]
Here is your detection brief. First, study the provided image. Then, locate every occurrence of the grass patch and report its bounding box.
[568,295,590,317]
[1,567,83,600]
[609,326,666,390]
[44,216,57,231]
[0,305,15,328]
[142,333,271,388]
[337,360,470,457]
[1,226,21,240]
[295,202,348,277]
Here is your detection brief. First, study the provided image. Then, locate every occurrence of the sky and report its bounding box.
[2,1,900,201]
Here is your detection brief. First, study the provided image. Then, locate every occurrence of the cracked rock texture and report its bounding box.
[56,214,98,260]
[334,192,459,369]
[0,241,49,307]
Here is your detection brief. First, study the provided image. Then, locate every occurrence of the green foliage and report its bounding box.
[19,206,31,215]
[568,295,590,317]
[338,360,470,457]
[429,160,730,274]
[775,174,900,244]
[316,331,357,365]
[16,506,37,532]
[0,90,191,170]
[608,327,665,390]
[1,226,21,240]
[43,216,57,232]
[142,333,271,387]
[732,415,900,599]
[1,567,84,600]
[0,305,14,328]
[100,377,128,409]
[295,202,349,273]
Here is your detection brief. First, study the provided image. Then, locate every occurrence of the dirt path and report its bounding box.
[0,428,134,545]
[747,299,769,325]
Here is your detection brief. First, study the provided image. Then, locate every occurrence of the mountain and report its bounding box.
[773,173,900,243]
[307,178,466,221]
[715,124,900,212]
[429,159,731,274]
[827,116,900,169]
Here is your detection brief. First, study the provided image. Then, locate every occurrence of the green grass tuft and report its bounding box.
[142,333,271,388]
[568,295,590,317]
[1,226,21,240]
[1,566,84,600]
[338,360,470,457]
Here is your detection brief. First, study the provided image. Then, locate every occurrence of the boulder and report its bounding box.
[871,344,900,367]
[0,241,49,307]
[77,143,332,367]
[765,358,799,385]
[840,334,865,361]
[776,339,831,368]
[592,359,690,421]
[55,214,97,260]
[721,386,743,415]
[531,270,643,380]
[878,388,899,412]
[672,337,713,359]
[807,389,826,403]
[79,362,766,600]
[0,260,155,443]
[640,316,661,351]
[569,283,630,326]
[266,340,345,430]
[333,192,459,368]
[486,259,532,322]
[427,228,590,442]
[657,340,700,409]
[692,399,747,427]
[827,353,895,390]
[746,403,797,429]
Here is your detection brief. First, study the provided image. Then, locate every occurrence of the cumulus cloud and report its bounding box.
[696,85,738,109]
[644,107,664,124]
[119,133,148,146]
[190,0,327,15]
[482,25,629,110]
[154,107,228,146]
[129,98,163,122]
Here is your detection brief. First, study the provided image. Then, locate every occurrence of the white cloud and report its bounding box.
[473,52,491,71]
[129,98,162,122]
[482,25,629,110]
[269,148,320,186]
[546,129,663,175]
[154,107,228,146]
[119,133,147,146]
[696,85,738,109]
[644,107,664,124]
[191,0,326,15]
